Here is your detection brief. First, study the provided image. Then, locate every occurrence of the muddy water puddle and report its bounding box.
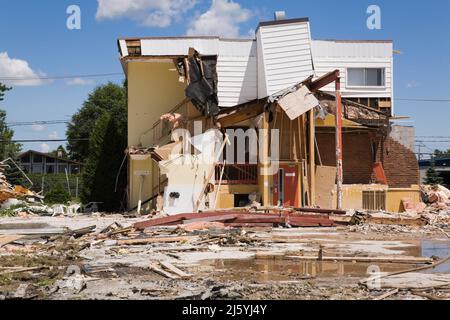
[208,259,408,281]
[207,240,450,282]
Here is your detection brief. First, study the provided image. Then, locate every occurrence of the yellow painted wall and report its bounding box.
[387,185,421,213]
[127,61,186,209]
[331,184,388,211]
[327,184,420,213]
[129,156,152,209]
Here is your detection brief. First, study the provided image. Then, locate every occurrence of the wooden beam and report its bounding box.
[308,69,340,92]
[258,112,271,206]
[309,109,316,206]
[118,236,198,245]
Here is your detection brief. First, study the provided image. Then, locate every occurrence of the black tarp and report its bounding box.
[185,54,219,117]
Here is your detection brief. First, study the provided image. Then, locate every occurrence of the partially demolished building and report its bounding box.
[118,16,420,214]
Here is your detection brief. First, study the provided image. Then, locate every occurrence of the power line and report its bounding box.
[0,72,123,81]
[416,136,450,138]
[395,98,450,103]
[0,139,89,143]
[416,141,450,143]
[6,120,70,127]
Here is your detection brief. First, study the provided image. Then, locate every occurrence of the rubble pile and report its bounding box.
[0,164,81,217]
[422,184,450,212]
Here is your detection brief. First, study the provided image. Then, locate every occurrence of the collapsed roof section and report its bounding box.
[118,17,393,121]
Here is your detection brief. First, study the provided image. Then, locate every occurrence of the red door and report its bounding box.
[273,165,299,207]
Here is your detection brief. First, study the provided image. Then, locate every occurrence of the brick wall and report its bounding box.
[316,132,374,184]
[376,137,420,188]
[316,130,420,188]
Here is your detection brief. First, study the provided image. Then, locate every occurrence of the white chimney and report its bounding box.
[274,11,286,21]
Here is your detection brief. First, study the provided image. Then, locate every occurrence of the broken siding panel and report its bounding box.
[258,21,314,97]
[217,41,258,107]
[312,40,393,98]
[119,40,129,57]
[140,38,220,56]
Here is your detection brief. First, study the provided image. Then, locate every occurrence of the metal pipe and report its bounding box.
[335,75,343,210]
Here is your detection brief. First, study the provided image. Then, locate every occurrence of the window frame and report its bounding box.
[346,68,386,88]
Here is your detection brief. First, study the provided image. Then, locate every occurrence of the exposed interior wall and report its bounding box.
[376,137,420,188]
[316,131,374,184]
[215,185,259,209]
[331,184,388,211]
[387,186,421,213]
[127,61,186,209]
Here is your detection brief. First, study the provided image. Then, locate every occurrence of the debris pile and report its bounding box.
[422,185,450,212]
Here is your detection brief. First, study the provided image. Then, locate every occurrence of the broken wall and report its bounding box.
[376,137,420,188]
[128,61,186,209]
[316,131,374,184]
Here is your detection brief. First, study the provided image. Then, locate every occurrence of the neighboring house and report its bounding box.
[419,158,450,187]
[18,150,82,175]
[118,15,419,213]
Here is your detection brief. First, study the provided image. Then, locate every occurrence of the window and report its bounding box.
[32,164,43,174]
[347,68,385,87]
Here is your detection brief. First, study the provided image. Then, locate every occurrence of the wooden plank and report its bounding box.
[149,263,179,279]
[365,216,428,227]
[0,228,67,236]
[117,236,198,245]
[217,103,264,128]
[160,261,192,278]
[286,256,433,264]
[374,289,399,300]
[0,235,24,247]
[182,214,238,224]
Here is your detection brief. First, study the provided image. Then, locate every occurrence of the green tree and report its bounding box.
[0,83,11,102]
[0,85,22,185]
[425,161,444,185]
[434,149,450,159]
[81,113,127,212]
[67,82,127,162]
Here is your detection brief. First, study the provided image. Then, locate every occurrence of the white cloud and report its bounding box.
[0,52,47,86]
[31,124,46,132]
[96,0,197,28]
[187,0,252,38]
[407,80,419,89]
[49,131,59,139]
[66,78,96,86]
[40,143,50,153]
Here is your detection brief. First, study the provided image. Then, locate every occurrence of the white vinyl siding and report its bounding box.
[257,21,314,98]
[217,40,258,107]
[311,40,393,99]
[136,38,258,107]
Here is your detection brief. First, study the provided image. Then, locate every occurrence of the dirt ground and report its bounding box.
[1,214,449,300]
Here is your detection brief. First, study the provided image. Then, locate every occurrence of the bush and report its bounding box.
[44,184,71,205]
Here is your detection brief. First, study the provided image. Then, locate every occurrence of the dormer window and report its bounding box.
[347,68,385,87]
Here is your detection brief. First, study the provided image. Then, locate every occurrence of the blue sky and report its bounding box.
[0,0,449,156]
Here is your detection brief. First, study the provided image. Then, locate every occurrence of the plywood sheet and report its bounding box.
[277,86,318,120]
[315,165,336,209]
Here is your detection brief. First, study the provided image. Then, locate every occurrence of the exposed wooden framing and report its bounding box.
[335,75,343,210]
[258,112,270,206]
[216,102,265,128]
[308,109,316,206]
[289,118,293,160]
